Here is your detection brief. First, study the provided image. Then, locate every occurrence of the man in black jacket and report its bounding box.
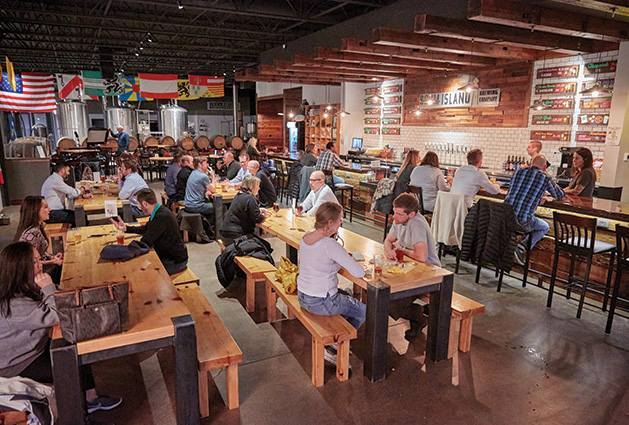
[247,160,277,208]
[216,151,240,181]
[110,188,188,274]
[172,155,193,203]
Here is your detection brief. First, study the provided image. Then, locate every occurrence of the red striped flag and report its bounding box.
[139,73,178,99]
[56,74,84,99]
[0,72,56,112]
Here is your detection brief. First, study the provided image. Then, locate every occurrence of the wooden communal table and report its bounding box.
[52,225,199,425]
[73,192,132,227]
[148,156,174,181]
[258,209,453,382]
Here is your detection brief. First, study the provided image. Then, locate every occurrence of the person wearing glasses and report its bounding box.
[299,170,338,216]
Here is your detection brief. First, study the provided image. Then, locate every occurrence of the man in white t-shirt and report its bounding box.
[299,170,339,216]
[384,193,440,341]
[451,149,500,208]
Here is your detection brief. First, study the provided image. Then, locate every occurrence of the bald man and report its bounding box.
[247,160,276,207]
[504,155,564,264]
[217,151,240,181]
[299,170,339,216]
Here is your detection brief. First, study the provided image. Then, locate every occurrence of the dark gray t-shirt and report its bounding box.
[568,168,596,198]
[389,215,440,267]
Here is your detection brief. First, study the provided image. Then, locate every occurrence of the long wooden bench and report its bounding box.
[176,284,243,416]
[420,292,485,358]
[171,267,200,286]
[234,256,277,312]
[263,271,357,387]
[160,189,181,214]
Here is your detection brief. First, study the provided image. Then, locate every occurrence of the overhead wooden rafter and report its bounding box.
[372,27,566,60]
[341,38,497,67]
[260,63,407,79]
[312,47,465,71]
[415,14,618,54]
[549,0,629,18]
[467,0,629,42]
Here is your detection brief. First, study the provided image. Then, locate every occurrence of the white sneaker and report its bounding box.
[324,346,337,365]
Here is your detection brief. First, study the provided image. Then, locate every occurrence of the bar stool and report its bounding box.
[514,224,534,288]
[431,191,467,273]
[407,185,425,215]
[547,212,616,319]
[606,225,628,334]
[275,161,289,202]
[335,183,354,222]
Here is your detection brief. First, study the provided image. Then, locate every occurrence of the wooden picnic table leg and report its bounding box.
[213,194,223,241]
[51,338,86,425]
[172,314,200,425]
[74,205,86,227]
[266,282,278,323]
[364,279,390,382]
[427,273,453,362]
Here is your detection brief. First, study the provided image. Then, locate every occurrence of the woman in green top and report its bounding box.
[564,147,596,198]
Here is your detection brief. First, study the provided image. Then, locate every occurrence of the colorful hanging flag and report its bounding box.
[104,72,124,96]
[177,79,200,100]
[189,75,224,98]
[81,70,105,96]
[0,72,56,112]
[139,73,178,99]
[119,76,152,101]
[5,57,16,91]
[56,74,84,99]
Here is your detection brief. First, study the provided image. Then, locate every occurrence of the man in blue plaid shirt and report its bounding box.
[315,141,349,191]
[504,155,564,264]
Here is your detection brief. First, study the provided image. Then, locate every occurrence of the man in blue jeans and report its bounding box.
[504,155,564,264]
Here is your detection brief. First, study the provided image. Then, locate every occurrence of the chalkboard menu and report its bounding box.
[364,117,380,125]
[540,98,575,109]
[584,60,617,75]
[578,114,609,126]
[364,108,381,115]
[382,117,400,125]
[365,87,378,96]
[581,79,614,90]
[381,128,400,135]
[383,85,402,94]
[364,128,380,134]
[383,106,401,114]
[576,131,606,142]
[536,65,579,79]
[531,115,572,125]
[535,82,577,94]
[580,97,612,109]
[530,131,571,141]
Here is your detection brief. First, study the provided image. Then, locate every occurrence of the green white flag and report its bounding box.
[81,70,105,96]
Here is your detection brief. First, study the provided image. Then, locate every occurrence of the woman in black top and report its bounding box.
[220,175,269,246]
[300,143,318,167]
[393,149,420,199]
[564,147,596,198]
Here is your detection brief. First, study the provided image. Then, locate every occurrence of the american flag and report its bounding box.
[0,72,56,112]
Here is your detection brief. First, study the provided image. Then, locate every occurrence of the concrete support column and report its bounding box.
[601,41,629,201]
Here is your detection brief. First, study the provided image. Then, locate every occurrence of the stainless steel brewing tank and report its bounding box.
[56,100,89,143]
[159,104,188,139]
[106,107,137,139]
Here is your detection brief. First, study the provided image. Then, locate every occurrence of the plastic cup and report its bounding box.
[374,255,383,277]
[74,232,82,244]
[101,176,106,183]
[395,249,404,263]
[116,232,125,245]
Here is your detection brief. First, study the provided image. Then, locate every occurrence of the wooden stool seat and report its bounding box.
[335,183,354,222]
[176,284,242,416]
[234,257,276,312]
[263,272,356,387]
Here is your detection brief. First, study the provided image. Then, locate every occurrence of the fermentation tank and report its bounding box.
[106,107,137,139]
[159,104,188,139]
[56,100,89,144]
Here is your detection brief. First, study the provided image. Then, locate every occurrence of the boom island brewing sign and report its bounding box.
[419,89,500,109]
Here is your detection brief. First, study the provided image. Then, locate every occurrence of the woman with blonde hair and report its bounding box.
[409,150,450,212]
[297,202,366,364]
[393,149,420,199]
[219,175,268,246]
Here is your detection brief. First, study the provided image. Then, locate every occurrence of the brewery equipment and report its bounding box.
[106,106,137,139]
[159,104,188,139]
[56,100,89,144]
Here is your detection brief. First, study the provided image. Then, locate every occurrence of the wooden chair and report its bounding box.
[548,212,616,319]
[606,225,629,334]
[407,185,425,215]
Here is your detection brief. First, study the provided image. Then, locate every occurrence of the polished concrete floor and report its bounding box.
[2,188,629,425]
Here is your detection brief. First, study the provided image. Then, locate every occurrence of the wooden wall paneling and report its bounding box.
[403,61,533,127]
[257,96,284,150]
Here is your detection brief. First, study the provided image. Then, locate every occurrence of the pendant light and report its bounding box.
[529,48,551,110]
[579,35,613,97]
[457,39,480,93]
[337,82,350,116]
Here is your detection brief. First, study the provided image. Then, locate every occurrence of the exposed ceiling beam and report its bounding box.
[341,38,497,67]
[372,28,563,61]
[312,47,464,71]
[467,0,629,42]
[545,0,629,19]
[280,58,428,76]
[415,14,618,54]
[259,63,406,79]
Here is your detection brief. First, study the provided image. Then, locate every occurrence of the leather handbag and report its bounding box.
[54,281,130,343]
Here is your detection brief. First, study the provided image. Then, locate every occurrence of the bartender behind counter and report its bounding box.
[563,147,596,198]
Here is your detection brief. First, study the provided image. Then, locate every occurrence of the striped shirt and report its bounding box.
[504,166,564,224]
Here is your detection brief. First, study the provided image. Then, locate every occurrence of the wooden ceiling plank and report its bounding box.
[261,63,408,79]
[342,38,497,67]
[372,27,566,60]
[311,47,464,71]
[281,57,435,75]
[467,0,629,42]
[549,0,629,18]
[415,14,618,53]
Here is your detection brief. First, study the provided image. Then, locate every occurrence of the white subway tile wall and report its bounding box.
[362,51,617,171]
